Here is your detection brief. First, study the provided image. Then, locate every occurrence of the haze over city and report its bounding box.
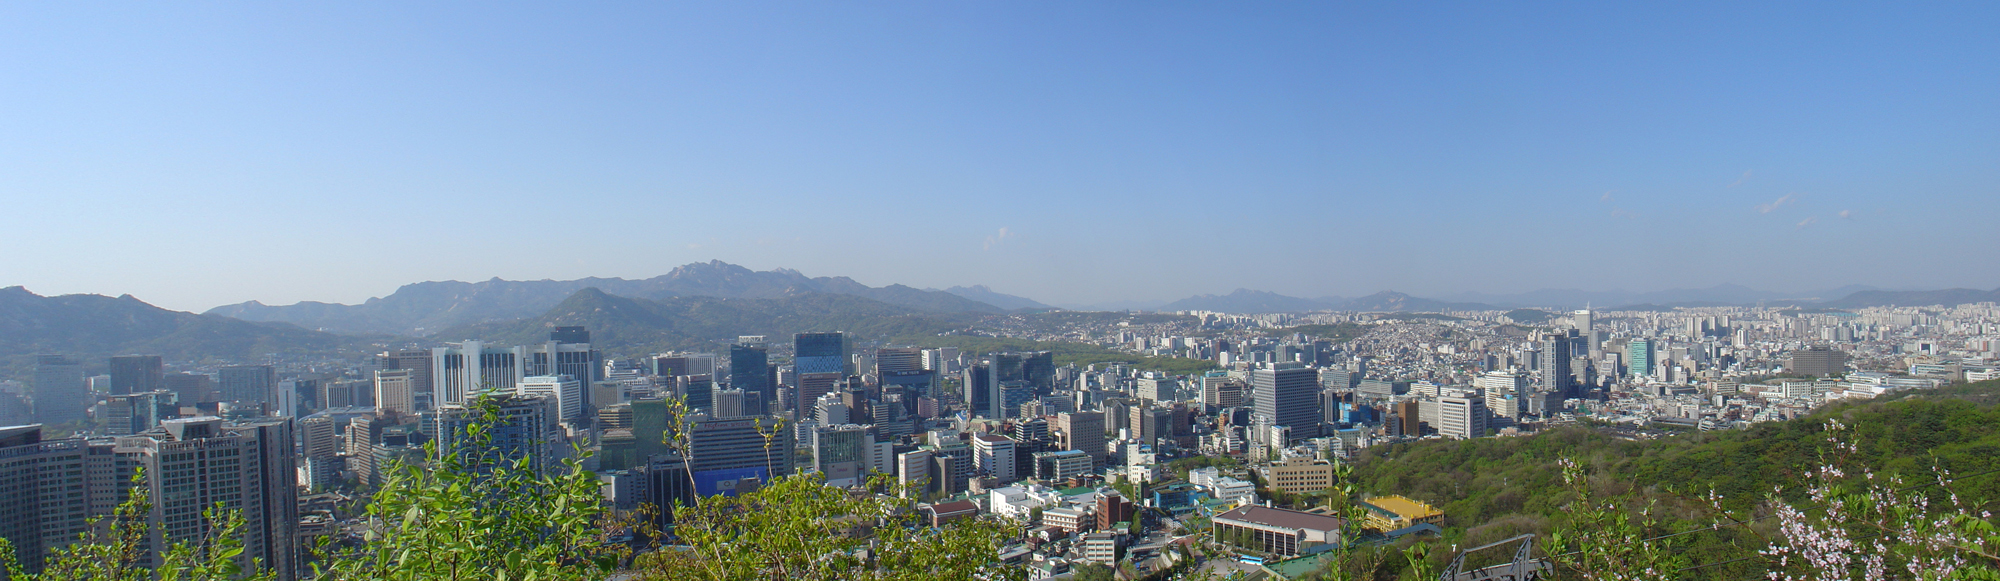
[5,3,1998,313]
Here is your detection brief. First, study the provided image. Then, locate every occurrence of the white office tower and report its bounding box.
[374,369,416,414]
[518,375,585,424]
[811,424,887,488]
[1437,396,1489,440]
[1574,307,1597,354]
[433,341,527,405]
[972,433,1018,483]
[1475,371,1527,418]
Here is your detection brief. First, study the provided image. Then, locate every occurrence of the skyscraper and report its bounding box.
[1627,339,1656,380]
[729,343,773,402]
[1539,333,1573,397]
[31,355,87,425]
[108,355,163,395]
[1251,364,1320,442]
[519,375,585,424]
[432,393,561,475]
[971,434,1018,483]
[1573,307,1597,354]
[374,369,416,414]
[526,340,598,413]
[433,341,525,405]
[0,426,89,573]
[115,417,298,579]
[793,332,847,375]
[1437,395,1488,440]
[963,364,994,418]
[379,351,435,410]
[1054,411,1106,468]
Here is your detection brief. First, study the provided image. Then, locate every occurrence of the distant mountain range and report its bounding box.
[1155,289,1494,314]
[0,286,352,377]
[207,260,1008,335]
[939,285,1053,311]
[1434,284,1885,309]
[436,288,976,353]
[1147,285,2000,314]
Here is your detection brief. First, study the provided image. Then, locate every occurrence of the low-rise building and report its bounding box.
[1211,505,1346,557]
[1082,532,1121,563]
[1255,458,1335,494]
[1041,506,1091,533]
[1356,495,1443,532]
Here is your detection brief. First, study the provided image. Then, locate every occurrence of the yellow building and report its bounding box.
[1256,458,1335,494]
[1357,495,1443,532]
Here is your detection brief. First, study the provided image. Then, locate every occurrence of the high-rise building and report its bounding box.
[811,423,887,488]
[794,373,841,417]
[374,369,417,414]
[526,340,599,413]
[1573,308,1596,353]
[432,342,526,405]
[1252,365,1320,442]
[108,355,163,396]
[963,364,994,418]
[793,332,847,375]
[162,372,212,405]
[0,426,90,573]
[1476,371,1527,419]
[729,344,773,402]
[1437,396,1488,440]
[972,433,1017,483]
[1787,346,1850,377]
[1201,373,1245,410]
[1543,333,1576,396]
[31,356,87,425]
[101,391,177,435]
[113,417,298,579]
[432,393,561,475]
[549,326,591,345]
[518,375,585,424]
[682,414,795,485]
[1054,411,1106,468]
[379,351,435,410]
[1627,339,1656,380]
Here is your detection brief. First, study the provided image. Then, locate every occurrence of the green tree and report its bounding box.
[309,395,627,580]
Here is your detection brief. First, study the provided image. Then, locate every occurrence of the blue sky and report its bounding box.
[3,2,1996,312]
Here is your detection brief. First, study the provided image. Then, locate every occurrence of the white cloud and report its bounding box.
[1839,210,1853,220]
[1757,193,1798,214]
[983,227,1013,250]
[1728,170,1753,188]
[1796,216,1818,229]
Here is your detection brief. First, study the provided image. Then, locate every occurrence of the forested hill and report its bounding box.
[1352,379,2000,550]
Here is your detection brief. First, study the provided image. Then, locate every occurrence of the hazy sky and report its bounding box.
[4,3,1997,313]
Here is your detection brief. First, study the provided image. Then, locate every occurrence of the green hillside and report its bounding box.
[1353,379,2000,575]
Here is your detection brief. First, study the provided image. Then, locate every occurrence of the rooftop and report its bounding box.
[1214,505,1346,532]
[1359,495,1441,519]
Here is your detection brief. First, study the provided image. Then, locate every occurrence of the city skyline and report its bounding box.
[4,3,1997,312]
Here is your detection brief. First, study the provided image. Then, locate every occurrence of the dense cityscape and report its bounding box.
[6,3,1998,579]
[3,284,1996,578]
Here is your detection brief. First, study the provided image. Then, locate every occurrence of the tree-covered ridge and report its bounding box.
[1352,379,2000,553]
